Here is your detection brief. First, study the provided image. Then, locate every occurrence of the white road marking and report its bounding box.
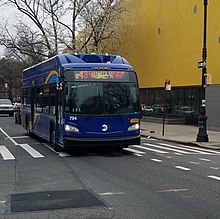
[189,161,200,165]
[158,143,212,154]
[58,152,71,157]
[158,188,189,193]
[133,153,143,157]
[174,144,220,154]
[42,143,56,152]
[42,143,68,157]
[19,144,44,158]
[207,175,220,181]
[99,192,124,196]
[151,159,162,163]
[210,167,219,170]
[199,158,211,162]
[174,153,183,155]
[132,145,168,154]
[0,146,15,160]
[175,166,191,171]
[144,143,191,154]
[11,136,29,139]
[0,127,18,145]
[124,147,146,155]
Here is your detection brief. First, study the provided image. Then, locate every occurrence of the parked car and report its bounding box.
[175,106,194,115]
[0,99,14,116]
[140,104,154,115]
[14,103,21,124]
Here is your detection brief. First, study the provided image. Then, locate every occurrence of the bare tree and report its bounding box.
[79,0,125,53]
[0,21,48,64]
[0,0,127,61]
[0,57,25,100]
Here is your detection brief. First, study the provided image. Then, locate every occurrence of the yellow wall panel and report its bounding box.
[114,0,220,88]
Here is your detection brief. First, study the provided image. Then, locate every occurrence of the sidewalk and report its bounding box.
[140,120,220,150]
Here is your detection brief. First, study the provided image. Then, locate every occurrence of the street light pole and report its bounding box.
[197,0,209,142]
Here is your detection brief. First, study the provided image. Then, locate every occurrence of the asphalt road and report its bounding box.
[0,115,220,219]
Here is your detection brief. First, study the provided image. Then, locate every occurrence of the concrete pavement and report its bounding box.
[140,119,220,150]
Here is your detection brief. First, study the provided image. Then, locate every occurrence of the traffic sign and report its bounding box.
[165,79,171,91]
[198,61,206,68]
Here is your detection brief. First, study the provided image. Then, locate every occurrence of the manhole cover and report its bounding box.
[10,190,105,212]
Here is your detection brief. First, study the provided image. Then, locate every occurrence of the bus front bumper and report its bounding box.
[63,135,140,149]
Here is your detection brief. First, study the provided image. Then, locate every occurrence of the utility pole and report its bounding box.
[197,0,209,142]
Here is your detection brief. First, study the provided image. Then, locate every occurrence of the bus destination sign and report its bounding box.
[74,71,129,81]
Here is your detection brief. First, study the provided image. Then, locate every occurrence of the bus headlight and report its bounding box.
[128,123,140,131]
[64,124,79,132]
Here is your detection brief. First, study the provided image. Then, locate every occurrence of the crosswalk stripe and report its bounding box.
[143,143,191,154]
[124,147,146,155]
[175,166,191,171]
[207,175,220,181]
[151,159,162,162]
[158,143,216,154]
[19,144,44,158]
[0,140,218,161]
[0,146,15,160]
[132,145,168,154]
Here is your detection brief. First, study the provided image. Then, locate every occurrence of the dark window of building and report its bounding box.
[140,87,200,124]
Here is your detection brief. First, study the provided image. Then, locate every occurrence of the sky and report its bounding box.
[0,5,18,57]
[0,2,72,57]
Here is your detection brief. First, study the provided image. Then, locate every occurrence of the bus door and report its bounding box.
[33,87,51,140]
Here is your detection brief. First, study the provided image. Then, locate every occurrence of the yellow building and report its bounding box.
[110,0,220,130]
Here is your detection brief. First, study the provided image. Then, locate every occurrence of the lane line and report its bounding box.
[151,159,162,163]
[189,161,200,165]
[175,166,191,171]
[124,147,146,155]
[210,167,219,170]
[133,153,143,157]
[158,188,189,193]
[99,192,124,196]
[132,145,168,154]
[207,175,220,181]
[42,143,56,151]
[19,144,44,158]
[0,146,15,160]
[0,127,18,145]
[141,137,156,141]
[11,136,29,139]
[199,158,211,162]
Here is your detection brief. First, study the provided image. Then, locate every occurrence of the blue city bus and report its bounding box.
[21,53,140,151]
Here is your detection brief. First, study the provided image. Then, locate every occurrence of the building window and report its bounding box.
[157,27,161,35]
[193,5,197,14]
[140,87,200,123]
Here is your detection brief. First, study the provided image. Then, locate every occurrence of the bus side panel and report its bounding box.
[31,113,55,142]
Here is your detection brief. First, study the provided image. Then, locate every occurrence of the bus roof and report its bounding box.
[22,53,134,87]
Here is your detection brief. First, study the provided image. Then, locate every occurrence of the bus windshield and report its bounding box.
[64,82,139,115]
